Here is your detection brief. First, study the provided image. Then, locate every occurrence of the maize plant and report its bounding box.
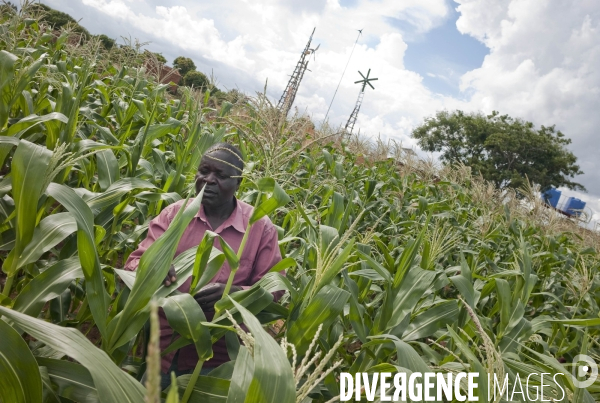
[1,4,600,403]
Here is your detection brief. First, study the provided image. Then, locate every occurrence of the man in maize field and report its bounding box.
[125,142,282,389]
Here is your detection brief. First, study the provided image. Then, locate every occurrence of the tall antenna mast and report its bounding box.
[322,29,363,125]
[277,28,319,117]
[344,69,378,135]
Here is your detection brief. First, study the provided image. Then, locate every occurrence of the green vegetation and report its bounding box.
[183,70,210,90]
[98,34,115,50]
[153,52,167,64]
[412,110,585,192]
[174,56,197,77]
[1,5,600,403]
[30,2,91,40]
[174,56,217,92]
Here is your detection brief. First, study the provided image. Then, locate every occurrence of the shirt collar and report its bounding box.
[195,198,246,233]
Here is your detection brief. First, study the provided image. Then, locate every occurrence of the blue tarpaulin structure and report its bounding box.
[542,188,561,208]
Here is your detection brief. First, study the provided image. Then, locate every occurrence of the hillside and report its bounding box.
[1,5,599,403]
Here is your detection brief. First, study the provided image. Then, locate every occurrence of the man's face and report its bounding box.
[194,150,241,208]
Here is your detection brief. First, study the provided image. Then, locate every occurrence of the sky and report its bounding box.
[40,0,600,228]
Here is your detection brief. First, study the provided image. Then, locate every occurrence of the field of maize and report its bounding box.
[1,5,600,403]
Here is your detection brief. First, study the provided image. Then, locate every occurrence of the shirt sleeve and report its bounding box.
[124,204,174,271]
[241,222,285,301]
[250,223,282,283]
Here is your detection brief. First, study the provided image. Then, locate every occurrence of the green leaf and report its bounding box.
[212,286,274,329]
[96,149,120,191]
[385,267,437,332]
[393,225,427,288]
[6,112,69,138]
[448,254,475,309]
[287,284,350,355]
[36,357,98,403]
[12,53,46,112]
[0,50,18,129]
[369,334,444,403]
[226,346,254,403]
[176,375,229,403]
[166,372,180,403]
[190,231,224,294]
[0,136,19,167]
[218,236,240,271]
[267,257,296,273]
[16,212,77,270]
[402,300,459,341]
[547,318,600,327]
[257,272,298,302]
[325,191,345,230]
[356,250,392,283]
[50,289,72,323]
[13,257,82,317]
[162,293,213,360]
[114,246,200,294]
[446,327,488,401]
[0,318,43,403]
[0,306,146,403]
[495,278,511,336]
[313,238,355,295]
[3,140,52,277]
[39,366,61,403]
[249,179,290,225]
[87,178,157,212]
[230,298,296,403]
[343,270,368,343]
[47,183,110,338]
[132,99,149,122]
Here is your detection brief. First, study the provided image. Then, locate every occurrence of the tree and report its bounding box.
[173,56,196,77]
[183,70,210,90]
[153,52,167,64]
[411,110,585,191]
[30,3,91,39]
[0,2,17,15]
[97,34,115,50]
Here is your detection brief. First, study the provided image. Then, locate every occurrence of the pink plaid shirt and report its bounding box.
[125,198,282,372]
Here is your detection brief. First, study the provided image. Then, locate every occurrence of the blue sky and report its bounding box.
[40,0,600,224]
[402,5,489,97]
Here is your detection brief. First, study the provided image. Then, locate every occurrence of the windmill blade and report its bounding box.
[354,79,364,84]
[315,44,320,52]
[366,68,371,78]
[358,70,366,79]
[368,82,375,90]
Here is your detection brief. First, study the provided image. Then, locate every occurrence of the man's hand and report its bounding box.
[194,283,242,312]
[163,265,177,287]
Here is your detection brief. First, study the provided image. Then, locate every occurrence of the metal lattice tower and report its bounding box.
[277,28,319,116]
[344,90,364,135]
[344,69,378,135]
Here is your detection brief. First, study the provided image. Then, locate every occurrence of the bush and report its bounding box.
[173,56,196,76]
[183,70,210,90]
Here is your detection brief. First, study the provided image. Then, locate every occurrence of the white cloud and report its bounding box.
[456,0,600,196]
[82,0,254,69]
